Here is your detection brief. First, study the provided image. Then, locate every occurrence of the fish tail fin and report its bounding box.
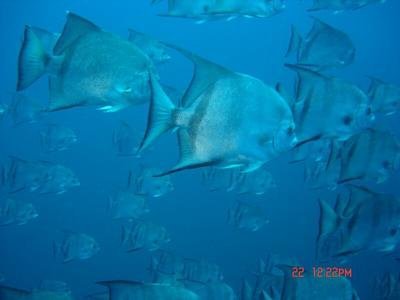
[285,25,302,58]
[17,26,51,91]
[138,75,176,153]
[317,199,339,242]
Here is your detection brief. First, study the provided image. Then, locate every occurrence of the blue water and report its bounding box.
[0,1,399,299]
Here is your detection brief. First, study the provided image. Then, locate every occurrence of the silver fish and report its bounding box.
[40,124,77,152]
[227,201,269,232]
[0,198,38,226]
[112,121,140,157]
[109,190,149,221]
[368,77,400,116]
[54,232,100,263]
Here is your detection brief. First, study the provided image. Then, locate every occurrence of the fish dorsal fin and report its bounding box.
[308,17,333,38]
[167,44,234,107]
[155,129,218,176]
[54,12,101,55]
[317,199,339,241]
[285,25,302,59]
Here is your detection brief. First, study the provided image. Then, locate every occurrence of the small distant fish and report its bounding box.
[17,13,156,112]
[3,157,80,195]
[54,232,100,263]
[155,0,285,22]
[286,64,373,146]
[41,124,77,152]
[8,94,44,126]
[112,121,140,157]
[128,29,171,64]
[317,186,400,259]
[138,47,296,175]
[99,280,200,300]
[149,251,185,280]
[202,167,235,192]
[0,198,38,226]
[373,272,400,300]
[109,190,149,221]
[183,258,224,283]
[308,0,386,12]
[130,167,174,198]
[232,168,276,196]
[368,77,400,116]
[227,201,269,232]
[286,18,355,70]
[121,221,170,252]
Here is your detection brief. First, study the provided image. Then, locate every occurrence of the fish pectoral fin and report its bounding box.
[54,12,101,55]
[97,103,129,113]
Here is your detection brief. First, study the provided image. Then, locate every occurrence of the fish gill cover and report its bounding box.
[0,0,399,299]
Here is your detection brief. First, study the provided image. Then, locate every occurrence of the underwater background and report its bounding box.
[0,0,400,299]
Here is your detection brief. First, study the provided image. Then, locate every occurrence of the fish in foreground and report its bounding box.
[40,124,77,152]
[54,232,100,263]
[0,198,38,226]
[308,0,386,12]
[228,201,269,232]
[286,64,373,146]
[286,18,355,71]
[130,167,174,198]
[2,157,80,195]
[138,47,296,176]
[17,12,156,112]
[112,121,140,157]
[109,190,149,221]
[317,186,400,259]
[99,280,200,300]
[121,221,170,252]
[128,29,170,64]
[153,0,285,22]
[368,77,400,116]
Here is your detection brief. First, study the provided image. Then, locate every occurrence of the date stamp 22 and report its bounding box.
[291,266,352,279]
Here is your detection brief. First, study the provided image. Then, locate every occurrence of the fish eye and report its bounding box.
[342,115,353,125]
[287,126,294,136]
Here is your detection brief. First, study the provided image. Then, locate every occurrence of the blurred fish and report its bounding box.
[155,0,285,22]
[186,281,236,300]
[287,64,373,145]
[109,190,149,221]
[54,231,100,263]
[40,124,77,152]
[139,47,296,175]
[228,202,268,232]
[112,121,140,157]
[17,13,156,112]
[0,284,74,300]
[150,251,185,281]
[121,221,170,252]
[368,77,400,116]
[131,167,174,198]
[183,259,223,283]
[338,129,400,184]
[286,18,355,70]
[308,0,386,12]
[318,186,400,258]
[373,272,400,300]
[0,198,38,226]
[232,167,276,196]
[202,168,235,192]
[8,94,44,125]
[3,157,79,195]
[128,29,170,64]
[99,280,200,300]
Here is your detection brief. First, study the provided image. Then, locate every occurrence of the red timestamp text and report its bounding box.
[291,266,352,279]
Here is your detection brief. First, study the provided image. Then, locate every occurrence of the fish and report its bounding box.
[155,0,285,21]
[338,129,400,184]
[109,190,149,221]
[182,258,223,283]
[17,12,156,112]
[286,18,355,71]
[0,284,74,300]
[121,221,170,252]
[308,0,386,12]
[40,124,77,152]
[186,281,236,300]
[231,167,276,196]
[139,47,296,176]
[149,251,186,280]
[0,198,38,226]
[373,272,400,300]
[112,121,140,157]
[227,201,269,232]
[317,186,400,259]
[54,231,100,263]
[128,29,171,64]
[99,280,200,300]
[130,167,174,198]
[3,157,80,195]
[202,167,237,192]
[368,77,400,116]
[8,94,44,126]
[286,64,374,145]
